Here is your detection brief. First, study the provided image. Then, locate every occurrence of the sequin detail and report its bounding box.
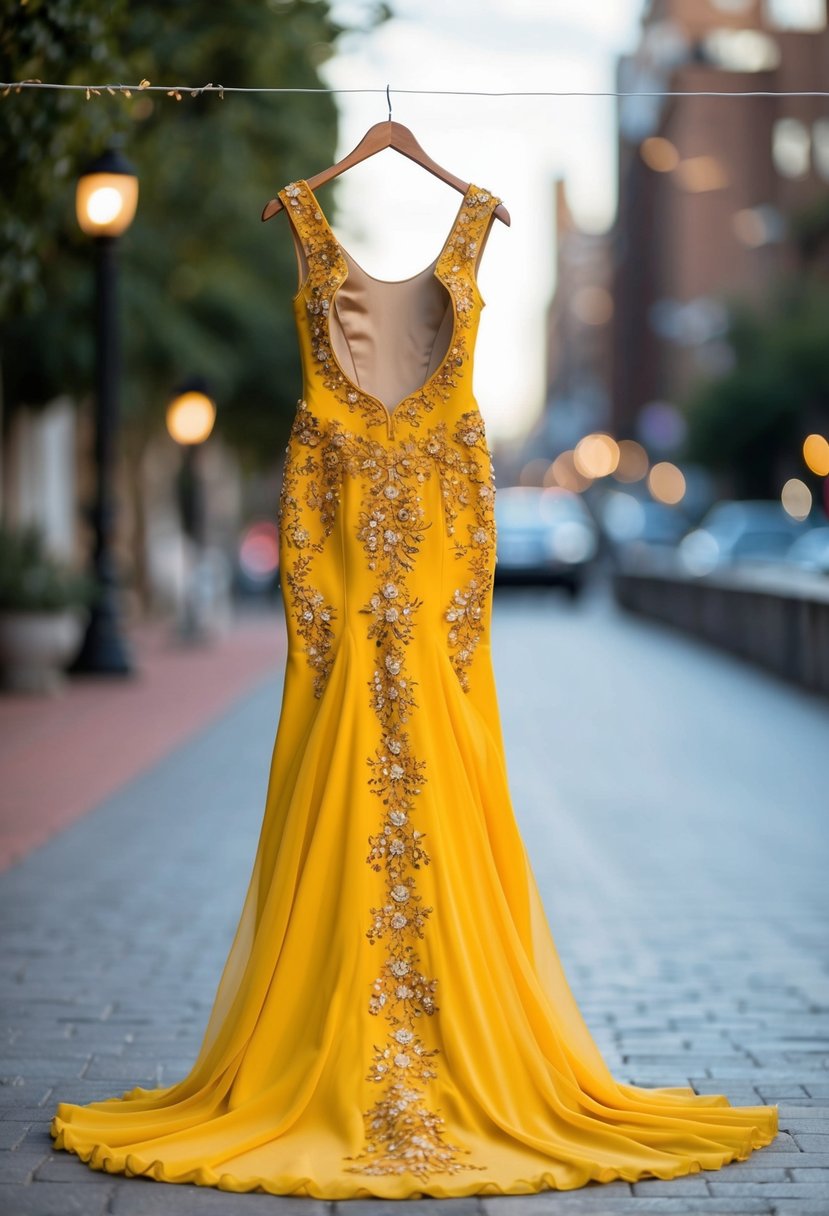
[279,401,493,1175]
[420,415,497,692]
[275,177,500,1176]
[348,430,486,1180]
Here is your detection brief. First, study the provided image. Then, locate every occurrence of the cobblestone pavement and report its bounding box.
[1,583,827,1215]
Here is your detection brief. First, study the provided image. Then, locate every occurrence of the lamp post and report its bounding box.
[166,378,217,641]
[69,148,139,675]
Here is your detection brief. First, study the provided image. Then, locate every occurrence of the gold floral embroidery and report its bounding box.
[276,173,502,1176]
[277,400,345,698]
[282,556,337,699]
[279,401,494,1174]
[338,429,485,1180]
[417,412,497,693]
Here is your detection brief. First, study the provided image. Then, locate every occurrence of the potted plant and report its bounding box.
[0,522,100,694]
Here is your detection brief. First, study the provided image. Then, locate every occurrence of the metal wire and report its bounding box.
[2,81,828,98]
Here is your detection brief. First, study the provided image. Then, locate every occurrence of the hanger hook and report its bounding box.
[386,82,392,124]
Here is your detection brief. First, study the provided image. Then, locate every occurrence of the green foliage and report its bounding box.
[0,0,135,318]
[1,0,391,467]
[0,521,99,611]
[684,272,829,498]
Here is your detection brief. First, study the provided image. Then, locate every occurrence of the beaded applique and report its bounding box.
[279,401,493,1176]
[276,402,350,697]
[345,422,486,1181]
[418,415,497,691]
[274,176,501,1177]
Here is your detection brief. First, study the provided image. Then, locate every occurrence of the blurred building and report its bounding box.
[611,0,829,450]
[544,181,615,455]
[502,179,614,485]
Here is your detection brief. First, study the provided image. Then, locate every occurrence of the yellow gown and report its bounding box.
[50,177,779,1199]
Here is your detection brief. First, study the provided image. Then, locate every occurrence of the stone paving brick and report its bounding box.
[756,1155,829,1168]
[0,1149,51,1183]
[82,1057,161,1082]
[0,1082,52,1108]
[710,1182,829,1198]
[109,1183,334,1215]
[779,1120,829,1133]
[0,1108,54,1123]
[702,1166,789,1181]
[802,1084,829,1099]
[631,1175,710,1194]
[0,1121,28,1149]
[1,1058,87,1080]
[769,1206,829,1216]
[0,1182,115,1214]
[792,1128,829,1147]
[342,1202,482,1216]
[482,1196,774,1213]
[33,1154,130,1183]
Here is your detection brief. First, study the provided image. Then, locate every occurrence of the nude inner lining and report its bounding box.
[331,252,455,413]
[288,231,455,413]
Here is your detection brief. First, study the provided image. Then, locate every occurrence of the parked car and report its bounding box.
[784,526,829,575]
[598,491,690,570]
[678,500,817,575]
[494,486,598,596]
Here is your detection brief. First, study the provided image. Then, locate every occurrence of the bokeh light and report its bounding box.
[673,155,729,192]
[640,137,680,172]
[551,450,592,494]
[519,458,552,486]
[803,433,829,477]
[781,478,812,520]
[614,439,649,483]
[239,521,280,581]
[166,390,217,446]
[648,461,686,504]
[573,433,619,479]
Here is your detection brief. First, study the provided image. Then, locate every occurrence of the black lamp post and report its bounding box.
[69,148,139,675]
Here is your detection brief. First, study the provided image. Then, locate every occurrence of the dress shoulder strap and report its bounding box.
[277,181,324,251]
[276,180,340,293]
[438,185,502,295]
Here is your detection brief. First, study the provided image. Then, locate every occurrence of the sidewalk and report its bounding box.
[0,605,287,872]
[0,587,827,1215]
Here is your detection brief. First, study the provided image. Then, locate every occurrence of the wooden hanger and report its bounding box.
[261,93,510,226]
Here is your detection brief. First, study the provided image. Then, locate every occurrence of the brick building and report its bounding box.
[611,0,829,446]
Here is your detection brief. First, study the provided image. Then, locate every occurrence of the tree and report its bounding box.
[683,205,829,500]
[1,0,392,467]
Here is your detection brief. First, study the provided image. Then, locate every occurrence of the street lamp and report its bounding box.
[166,378,217,641]
[69,148,139,675]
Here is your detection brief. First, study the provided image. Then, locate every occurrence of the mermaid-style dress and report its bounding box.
[50,177,779,1199]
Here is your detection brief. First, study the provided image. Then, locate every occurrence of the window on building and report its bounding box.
[764,0,827,30]
[772,117,811,177]
[703,28,781,71]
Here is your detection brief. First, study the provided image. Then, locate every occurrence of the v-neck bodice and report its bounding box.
[276,178,502,439]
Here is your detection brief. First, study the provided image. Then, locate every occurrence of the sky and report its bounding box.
[319,0,646,440]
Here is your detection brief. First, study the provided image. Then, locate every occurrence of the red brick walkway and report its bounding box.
[0,607,287,873]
